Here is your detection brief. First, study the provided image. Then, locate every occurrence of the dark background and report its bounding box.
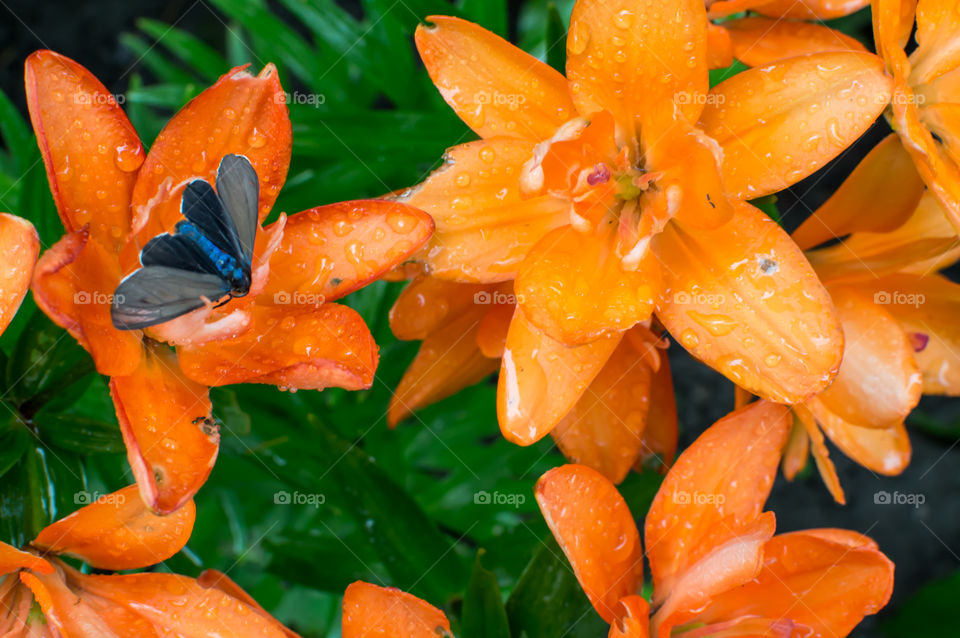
[2,1,957,635]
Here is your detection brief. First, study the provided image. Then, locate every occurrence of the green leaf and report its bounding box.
[119,33,197,84]
[35,413,125,455]
[883,568,960,637]
[545,3,567,74]
[709,59,749,87]
[750,195,782,225]
[505,536,607,638]
[137,18,229,82]
[0,88,32,172]
[462,550,511,638]
[0,411,30,481]
[459,0,508,37]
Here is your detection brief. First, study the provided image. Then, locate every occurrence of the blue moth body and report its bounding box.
[176,221,247,291]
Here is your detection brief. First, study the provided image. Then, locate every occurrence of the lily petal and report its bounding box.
[516,224,659,345]
[0,543,53,577]
[701,52,892,199]
[566,0,708,136]
[551,329,655,483]
[341,581,451,638]
[396,139,569,282]
[696,531,894,637]
[415,16,575,141]
[781,419,810,481]
[610,596,651,638]
[388,300,499,427]
[807,397,912,475]
[725,17,866,67]
[498,308,621,445]
[793,134,925,251]
[130,64,291,246]
[795,404,846,504]
[177,303,378,391]
[755,0,871,19]
[535,464,643,623]
[24,50,144,253]
[31,228,142,377]
[656,200,843,404]
[110,344,216,514]
[645,400,790,601]
[197,570,302,638]
[637,354,678,471]
[816,286,921,427]
[31,485,195,571]
[390,276,491,341]
[0,214,39,336]
[262,201,433,305]
[20,569,121,636]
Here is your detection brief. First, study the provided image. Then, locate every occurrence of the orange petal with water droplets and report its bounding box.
[110,344,216,514]
[725,17,867,67]
[476,296,514,358]
[551,331,655,483]
[807,397,911,475]
[756,0,870,19]
[75,571,293,637]
[656,201,843,404]
[388,301,499,427]
[707,23,733,70]
[637,354,678,472]
[341,581,451,638]
[24,50,144,253]
[0,543,52,577]
[32,485,195,570]
[701,52,892,199]
[816,286,921,427]
[610,596,650,638]
[696,531,893,637]
[498,308,621,445]
[855,273,960,395]
[130,64,291,247]
[31,228,142,377]
[390,276,491,341]
[396,138,569,283]
[20,569,122,636]
[535,464,643,623]
[516,225,659,345]
[793,134,924,251]
[261,201,433,305]
[794,405,846,504]
[415,16,575,142]
[566,0,708,137]
[0,214,39,337]
[178,303,378,391]
[197,570,302,638]
[908,0,960,85]
[645,400,790,601]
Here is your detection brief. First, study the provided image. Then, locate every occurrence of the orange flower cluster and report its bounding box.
[0,0,956,633]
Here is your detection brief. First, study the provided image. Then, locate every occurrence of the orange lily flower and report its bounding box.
[26,50,434,513]
[341,581,451,638]
[773,135,960,502]
[0,213,39,337]
[1,485,299,637]
[706,0,869,68]
[388,275,677,482]
[872,0,960,232]
[536,400,894,637]
[392,1,893,446]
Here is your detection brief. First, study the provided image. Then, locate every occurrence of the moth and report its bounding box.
[112,154,259,330]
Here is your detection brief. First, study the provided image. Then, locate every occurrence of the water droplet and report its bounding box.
[567,20,590,55]
[247,128,267,148]
[480,147,497,164]
[680,328,700,348]
[115,144,144,172]
[455,173,471,187]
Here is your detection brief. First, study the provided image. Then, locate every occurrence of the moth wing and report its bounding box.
[215,154,259,265]
[140,233,221,275]
[111,266,231,330]
[181,179,244,261]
